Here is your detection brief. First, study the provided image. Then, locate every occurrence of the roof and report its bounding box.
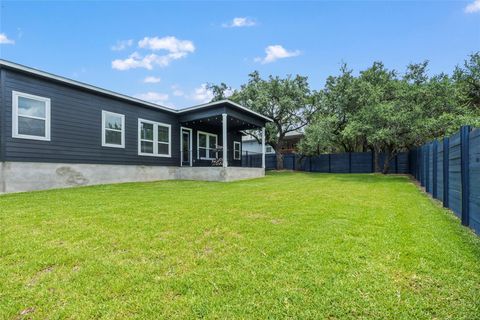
[179,100,273,122]
[0,59,272,122]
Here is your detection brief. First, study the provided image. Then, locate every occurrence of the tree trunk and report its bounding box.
[382,159,390,174]
[374,148,381,173]
[382,149,393,174]
[276,151,284,170]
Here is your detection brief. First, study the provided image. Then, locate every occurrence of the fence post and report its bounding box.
[417,147,421,181]
[309,156,312,172]
[432,140,438,198]
[419,147,424,186]
[395,154,398,174]
[328,154,331,173]
[460,126,471,226]
[443,137,450,208]
[425,144,430,192]
[349,152,352,173]
[371,151,375,173]
[292,154,296,171]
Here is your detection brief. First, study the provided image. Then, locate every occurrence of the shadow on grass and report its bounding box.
[267,170,409,184]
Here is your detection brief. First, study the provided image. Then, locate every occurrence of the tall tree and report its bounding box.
[229,71,318,169]
[206,83,232,102]
[453,52,480,110]
[301,57,480,173]
[298,63,364,155]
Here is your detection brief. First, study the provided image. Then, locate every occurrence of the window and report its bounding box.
[197,131,218,160]
[138,119,171,157]
[102,111,125,148]
[12,91,51,141]
[266,146,273,153]
[233,141,241,160]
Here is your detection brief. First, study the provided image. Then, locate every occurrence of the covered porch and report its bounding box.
[177,100,271,172]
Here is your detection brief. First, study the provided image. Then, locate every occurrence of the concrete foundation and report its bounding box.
[0,162,265,194]
[177,166,265,182]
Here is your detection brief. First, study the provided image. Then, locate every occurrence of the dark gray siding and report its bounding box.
[1,68,180,166]
[0,69,5,161]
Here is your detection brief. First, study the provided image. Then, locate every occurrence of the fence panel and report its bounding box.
[265,154,276,169]
[469,128,480,234]
[397,153,410,174]
[310,155,330,172]
[283,154,295,170]
[351,152,373,173]
[330,153,349,173]
[449,132,462,219]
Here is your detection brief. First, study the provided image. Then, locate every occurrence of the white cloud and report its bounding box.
[143,76,161,83]
[255,45,301,64]
[112,52,154,70]
[170,85,185,97]
[190,84,213,103]
[173,90,184,96]
[222,17,256,28]
[223,88,234,98]
[135,91,170,105]
[138,36,195,53]
[112,36,195,71]
[111,39,133,51]
[465,0,480,13]
[0,33,15,45]
[112,51,187,70]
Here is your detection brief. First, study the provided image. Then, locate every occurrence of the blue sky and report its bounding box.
[0,1,479,108]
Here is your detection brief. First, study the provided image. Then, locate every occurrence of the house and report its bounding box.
[0,60,272,193]
[242,131,304,155]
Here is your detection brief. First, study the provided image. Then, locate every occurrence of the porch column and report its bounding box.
[222,113,228,167]
[261,127,266,169]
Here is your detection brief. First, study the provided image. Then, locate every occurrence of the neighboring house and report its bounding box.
[242,131,304,155]
[0,60,271,193]
[242,136,275,155]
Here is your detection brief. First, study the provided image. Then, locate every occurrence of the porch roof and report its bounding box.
[178,100,272,130]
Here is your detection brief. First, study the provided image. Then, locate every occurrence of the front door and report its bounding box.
[181,128,192,166]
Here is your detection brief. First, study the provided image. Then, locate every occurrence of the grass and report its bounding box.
[1,172,480,319]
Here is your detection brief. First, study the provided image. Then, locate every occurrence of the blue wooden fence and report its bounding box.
[261,152,410,174]
[409,126,480,235]
[244,125,479,235]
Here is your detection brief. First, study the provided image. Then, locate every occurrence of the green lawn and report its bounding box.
[1,172,479,319]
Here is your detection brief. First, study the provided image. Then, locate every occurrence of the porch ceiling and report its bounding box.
[181,114,261,131]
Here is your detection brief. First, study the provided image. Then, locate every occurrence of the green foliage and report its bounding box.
[228,71,318,168]
[1,173,480,319]
[207,53,479,171]
[453,52,480,110]
[300,53,480,173]
[206,82,232,102]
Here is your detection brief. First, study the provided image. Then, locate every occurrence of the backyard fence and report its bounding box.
[242,125,479,235]
[249,152,410,174]
[409,126,480,235]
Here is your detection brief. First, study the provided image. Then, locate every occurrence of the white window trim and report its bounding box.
[12,91,51,141]
[233,141,241,160]
[138,118,171,157]
[102,110,125,148]
[197,130,218,160]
